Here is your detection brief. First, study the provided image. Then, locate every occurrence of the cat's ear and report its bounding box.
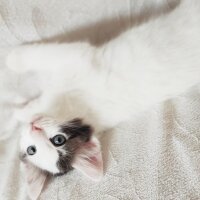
[72,136,103,181]
[21,162,47,200]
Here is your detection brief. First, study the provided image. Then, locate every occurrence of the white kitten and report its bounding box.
[6,0,200,199]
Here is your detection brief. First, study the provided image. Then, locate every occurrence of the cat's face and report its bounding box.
[20,116,93,175]
[19,116,103,200]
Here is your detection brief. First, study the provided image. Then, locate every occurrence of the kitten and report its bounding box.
[6,0,200,199]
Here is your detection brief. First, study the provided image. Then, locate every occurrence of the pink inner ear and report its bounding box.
[88,156,99,165]
[22,162,47,200]
[72,136,103,181]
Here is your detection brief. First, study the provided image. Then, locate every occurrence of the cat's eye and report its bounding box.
[27,145,37,155]
[51,135,66,146]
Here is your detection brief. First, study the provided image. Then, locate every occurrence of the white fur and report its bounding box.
[7,0,200,129]
[20,123,60,173]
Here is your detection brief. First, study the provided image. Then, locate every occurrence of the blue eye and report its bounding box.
[51,135,66,146]
[27,145,37,155]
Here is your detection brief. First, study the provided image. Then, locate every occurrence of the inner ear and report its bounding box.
[72,136,103,181]
[21,162,48,200]
[60,118,93,142]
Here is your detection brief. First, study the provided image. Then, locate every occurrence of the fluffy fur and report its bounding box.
[5,0,200,199]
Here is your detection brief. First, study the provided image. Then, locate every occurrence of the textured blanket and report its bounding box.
[0,0,200,199]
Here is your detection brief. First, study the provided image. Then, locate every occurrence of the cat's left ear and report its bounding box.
[21,162,47,200]
[72,136,103,181]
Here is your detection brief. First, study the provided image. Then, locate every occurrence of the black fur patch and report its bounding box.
[56,118,93,174]
[55,150,73,175]
[60,118,92,142]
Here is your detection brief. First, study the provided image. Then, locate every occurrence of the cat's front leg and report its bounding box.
[13,92,52,123]
[6,47,29,72]
[6,43,95,74]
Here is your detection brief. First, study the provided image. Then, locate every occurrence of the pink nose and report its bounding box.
[31,123,42,131]
[31,118,43,132]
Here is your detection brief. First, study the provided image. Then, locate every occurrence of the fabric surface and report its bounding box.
[1,0,200,199]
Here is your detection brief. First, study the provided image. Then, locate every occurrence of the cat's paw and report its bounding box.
[12,95,29,107]
[6,48,26,72]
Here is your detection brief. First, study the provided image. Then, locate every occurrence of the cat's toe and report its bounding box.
[12,95,29,107]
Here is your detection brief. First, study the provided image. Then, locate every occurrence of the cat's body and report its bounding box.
[5,0,200,199]
[7,0,200,130]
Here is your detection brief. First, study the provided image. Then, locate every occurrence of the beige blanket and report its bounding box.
[1,0,200,199]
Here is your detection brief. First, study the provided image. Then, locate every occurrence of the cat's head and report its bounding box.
[19,116,103,200]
